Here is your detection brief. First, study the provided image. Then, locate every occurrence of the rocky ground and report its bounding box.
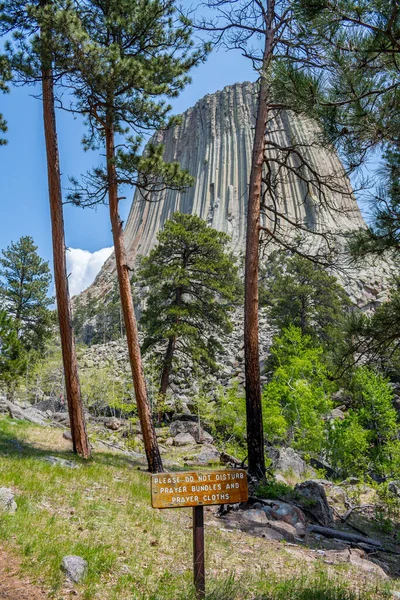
[75,306,275,416]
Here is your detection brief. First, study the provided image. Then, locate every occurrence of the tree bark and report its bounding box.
[158,284,183,420]
[105,112,163,473]
[159,285,183,398]
[159,336,176,397]
[157,335,176,423]
[244,12,274,479]
[41,68,91,459]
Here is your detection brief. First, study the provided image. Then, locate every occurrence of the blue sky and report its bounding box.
[0,47,257,294]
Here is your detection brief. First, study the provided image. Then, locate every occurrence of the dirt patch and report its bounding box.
[0,548,48,599]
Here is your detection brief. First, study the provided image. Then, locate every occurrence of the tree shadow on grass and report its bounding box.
[0,417,149,472]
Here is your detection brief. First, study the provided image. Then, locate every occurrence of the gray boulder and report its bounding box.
[346,548,388,579]
[126,450,147,465]
[52,412,70,425]
[35,398,63,412]
[173,432,196,446]
[61,555,88,583]
[1,399,47,426]
[295,480,334,527]
[0,488,17,513]
[170,419,212,444]
[269,447,308,478]
[184,446,220,466]
[266,520,303,541]
[104,417,122,431]
[260,500,307,529]
[201,431,214,444]
[329,407,346,420]
[242,509,268,525]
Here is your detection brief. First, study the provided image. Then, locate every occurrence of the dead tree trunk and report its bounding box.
[244,21,274,478]
[41,67,91,459]
[105,111,163,473]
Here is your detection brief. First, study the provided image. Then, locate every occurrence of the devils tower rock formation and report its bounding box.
[88,81,392,308]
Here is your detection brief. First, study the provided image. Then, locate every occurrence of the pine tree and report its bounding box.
[261,251,351,346]
[294,0,399,169]
[0,54,10,144]
[64,0,207,473]
[288,0,400,256]
[0,1,91,458]
[349,147,400,257]
[345,279,400,377]
[0,236,52,353]
[287,1,400,370]
[138,213,240,414]
[0,309,26,393]
[72,283,125,346]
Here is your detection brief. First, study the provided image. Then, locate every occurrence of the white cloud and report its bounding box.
[66,246,113,297]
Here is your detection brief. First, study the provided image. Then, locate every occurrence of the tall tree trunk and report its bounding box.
[159,286,182,399]
[41,68,91,459]
[159,336,176,397]
[105,112,163,473]
[244,16,274,478]
[158,335,176,422]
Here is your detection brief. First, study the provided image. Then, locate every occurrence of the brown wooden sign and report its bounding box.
[151,469,248,509]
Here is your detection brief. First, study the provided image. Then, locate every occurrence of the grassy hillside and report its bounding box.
[0,416,395,600]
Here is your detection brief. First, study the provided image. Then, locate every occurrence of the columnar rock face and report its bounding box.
[88,81,392,307]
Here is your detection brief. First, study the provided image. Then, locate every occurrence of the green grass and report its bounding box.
[254,478,300,500]
[257,572,392,600]
[0,416,394,600]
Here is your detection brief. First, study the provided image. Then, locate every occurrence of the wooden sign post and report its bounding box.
[193,505,205,597]
[151,469,248,598]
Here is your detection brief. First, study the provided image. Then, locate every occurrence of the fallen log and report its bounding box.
[307,525,382,548]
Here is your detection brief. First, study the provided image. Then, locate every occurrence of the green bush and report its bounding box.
[327,413,370,476]
[328,367,400,478]
[254,478,299,501]
[262,331,400,479]
[262,327,333,454]
[374,482,400,535]
[192,382,247,459]
[80,364,136,417]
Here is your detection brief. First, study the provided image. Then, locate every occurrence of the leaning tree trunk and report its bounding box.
[41,67,91,459]
[244,25,274,478]
[105,111,163,473]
